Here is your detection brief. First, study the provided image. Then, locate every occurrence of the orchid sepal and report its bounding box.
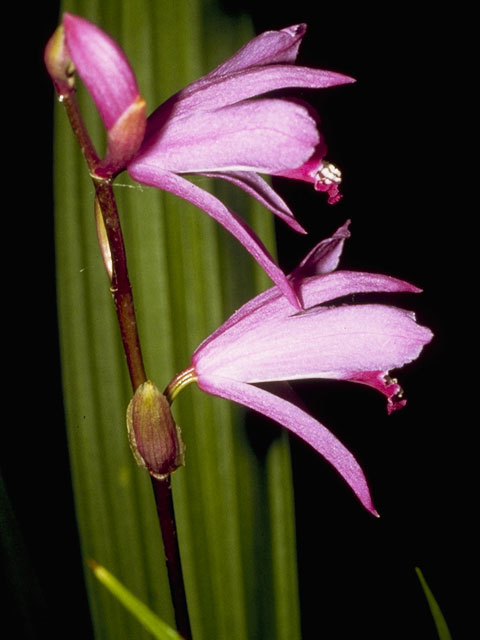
[58,13,147,176]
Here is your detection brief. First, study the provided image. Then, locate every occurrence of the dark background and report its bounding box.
[4,2,468,638]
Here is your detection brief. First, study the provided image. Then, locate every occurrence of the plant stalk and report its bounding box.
[58,88,192,639]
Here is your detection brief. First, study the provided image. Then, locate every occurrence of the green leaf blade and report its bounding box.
[415,567,452,640]
[55,2,301,638]
[90,560,183,640]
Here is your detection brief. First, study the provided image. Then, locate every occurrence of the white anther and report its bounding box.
[316,162,342,187]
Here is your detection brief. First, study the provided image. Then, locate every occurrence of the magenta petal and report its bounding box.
[197,270,425,354]
[194,303,433,385]
[298,270,423,311]
[63,13,140,130]
[204,24,308,76]
[293,220,351,277]
[201,171,306,233]
[181,65,355,111]
[196,375,378,515]
[126,166,300,308]
[147,65,354,129]
[137,99,319,174]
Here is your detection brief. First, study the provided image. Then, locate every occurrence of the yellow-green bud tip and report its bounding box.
[127,381,185,479]
[44,25,75,97]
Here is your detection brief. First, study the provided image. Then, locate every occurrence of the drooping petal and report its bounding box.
[146,65,354,132]
[126,166,300,308]
[63,13,141,130]
[193,303,433,385]
[136,99,319,174]
[195,375,378,515]
[200,171,306,234]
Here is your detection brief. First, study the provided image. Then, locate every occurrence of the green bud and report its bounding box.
[127,381,185,479]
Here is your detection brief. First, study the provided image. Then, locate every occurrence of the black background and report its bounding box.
[4,2,469,638]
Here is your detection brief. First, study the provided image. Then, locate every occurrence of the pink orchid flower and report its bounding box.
[48,14,354,308]
[174,223,432,515]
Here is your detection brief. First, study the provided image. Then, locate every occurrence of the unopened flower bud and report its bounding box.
[127,381,185,479]
[44,25,75,97]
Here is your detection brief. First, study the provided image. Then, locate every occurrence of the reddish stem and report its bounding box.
[58,88,191,638]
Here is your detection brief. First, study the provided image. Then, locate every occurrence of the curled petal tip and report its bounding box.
[284,23,307,36]
[348,372,412,415]
[293,220,351,277]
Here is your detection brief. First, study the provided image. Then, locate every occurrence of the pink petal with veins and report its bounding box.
[135,99,319,174]
[205,24,308,76]
[147,65,354,130]
[196,375,378,515]
[63,13,140,129]
[201,171,306,234]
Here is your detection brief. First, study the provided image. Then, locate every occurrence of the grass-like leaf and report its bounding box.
[55,1,300,638]
[415,567,452,640]
[89,560,183,640]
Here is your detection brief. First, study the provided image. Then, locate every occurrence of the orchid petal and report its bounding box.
[195,375,377,515]
[146,65,354,132]
[63,13,141,130]
[203,24,308,76]
[126,166,300,308]
[197,270,425,352]
[200,171,306,233]
[194,303,433,385]
[299,270,422,307]
[136,99,319,174]
[293,220,351,277]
